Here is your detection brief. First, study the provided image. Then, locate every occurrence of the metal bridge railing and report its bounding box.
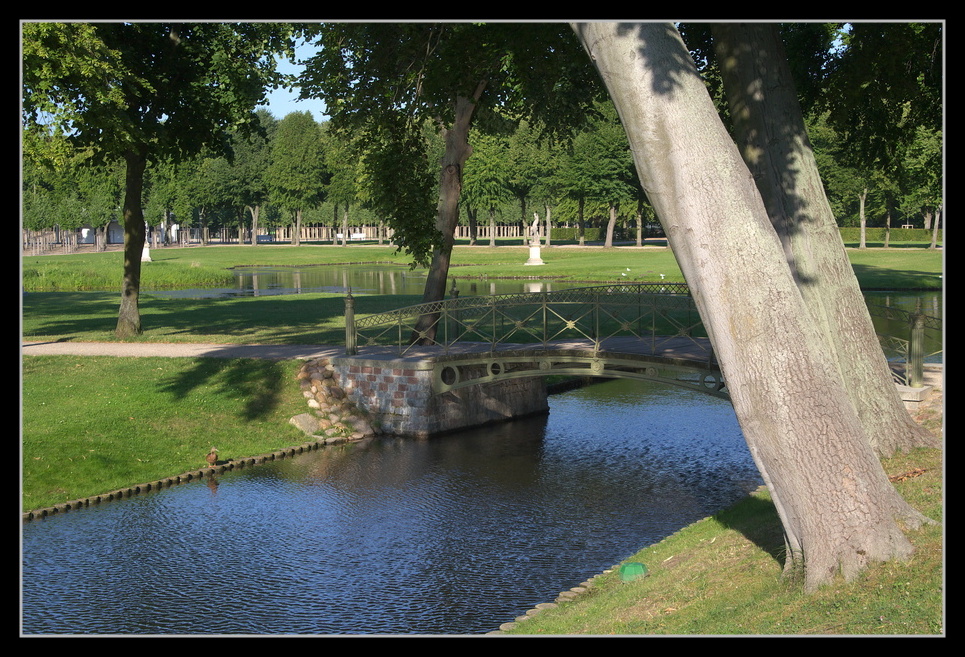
[344,285,941,388]
[867,303,943,388]
[345,282,704,358]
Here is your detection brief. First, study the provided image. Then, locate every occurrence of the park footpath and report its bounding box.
[20,340,344,360]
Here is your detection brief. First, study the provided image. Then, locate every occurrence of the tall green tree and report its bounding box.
[264,111,329,246]
[504,119,548,244]
[820,22,942,170]
[898,125,943,246]
[225,109,278,244]
[298,23,603,340]
[22,21,295,336]
[320,121,362,246]
[462,131,512,247]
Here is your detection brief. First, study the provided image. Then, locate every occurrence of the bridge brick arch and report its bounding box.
[429,343,727,399]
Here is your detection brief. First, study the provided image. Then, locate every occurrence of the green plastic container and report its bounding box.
[619,562,648,582]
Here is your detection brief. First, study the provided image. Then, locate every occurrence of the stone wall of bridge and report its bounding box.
[332,357,549,438]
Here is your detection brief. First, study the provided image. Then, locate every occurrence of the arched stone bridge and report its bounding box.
[345,283,724,393]
[336,284,725,436]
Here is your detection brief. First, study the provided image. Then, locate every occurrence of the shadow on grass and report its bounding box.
[849,262,943,290]
[22,291,424,345]
[712,493,787,567]
[156,357,288,422]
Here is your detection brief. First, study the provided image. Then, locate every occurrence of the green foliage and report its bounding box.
[296,23,604,266]
[821,22,942,169]
[265,111,329,214]
[22,22,296,166]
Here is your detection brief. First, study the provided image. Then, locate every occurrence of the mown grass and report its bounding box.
[21,242,944,294]
[21,355,309,510]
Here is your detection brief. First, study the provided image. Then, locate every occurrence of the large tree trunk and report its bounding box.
[412,87,484,344]
[115,147,148,338]
[711,23,936,457]
[573,22,931,591]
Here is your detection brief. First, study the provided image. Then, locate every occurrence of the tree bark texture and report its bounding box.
[711,23,936,457]
[573,22,928,590]
[115,147,148,338]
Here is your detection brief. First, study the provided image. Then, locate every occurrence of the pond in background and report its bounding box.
[21,379,762,636]
[149,264,585,300]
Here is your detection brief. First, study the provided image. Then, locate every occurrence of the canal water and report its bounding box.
[21,378,762,636]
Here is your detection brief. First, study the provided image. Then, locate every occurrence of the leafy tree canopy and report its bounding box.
[22,21,297,166]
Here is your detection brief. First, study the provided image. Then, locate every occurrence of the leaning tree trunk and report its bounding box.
[573,21,931,591]
[711,22,936,458]
[115,146,148,338]
[412,86,485,344]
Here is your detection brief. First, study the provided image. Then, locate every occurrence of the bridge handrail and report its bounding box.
[344,285,941,388]
[345,282,702,358]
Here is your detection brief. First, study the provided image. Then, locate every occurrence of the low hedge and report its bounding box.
[839,227,941,243]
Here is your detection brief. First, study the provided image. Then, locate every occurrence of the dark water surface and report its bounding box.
[21,379,762,636]
[149,264,598,299]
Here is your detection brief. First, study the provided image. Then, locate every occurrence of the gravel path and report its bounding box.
[21,340,345,361]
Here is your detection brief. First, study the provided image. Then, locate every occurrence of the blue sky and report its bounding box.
[256,41,329,122]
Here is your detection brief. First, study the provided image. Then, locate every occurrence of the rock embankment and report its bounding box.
[290,357,382,443]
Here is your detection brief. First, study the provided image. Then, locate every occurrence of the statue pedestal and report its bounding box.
[141,246,152,262]
[524,243,544,266]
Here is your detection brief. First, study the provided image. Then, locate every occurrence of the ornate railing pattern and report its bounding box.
[345,282,705,357]
[344,284,941,388]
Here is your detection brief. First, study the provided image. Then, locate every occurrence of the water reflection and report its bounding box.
[21,379,761,636]
[150,265,585,299]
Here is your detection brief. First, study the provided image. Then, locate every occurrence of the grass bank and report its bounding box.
[22,355,310,511]
[498,447,942,635]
